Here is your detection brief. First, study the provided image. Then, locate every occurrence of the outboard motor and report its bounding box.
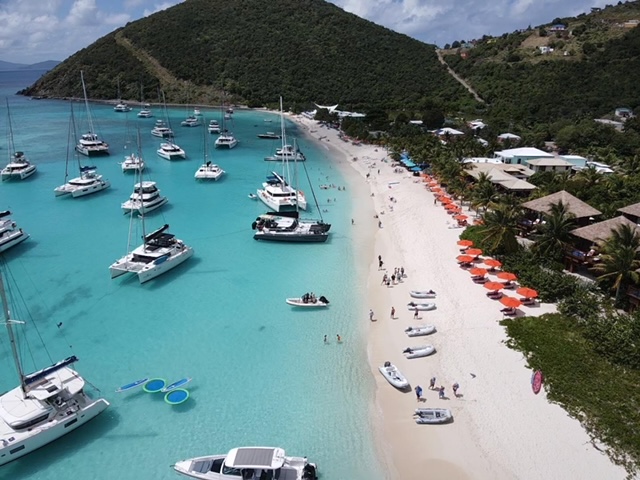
[319,295,329,304]
[384,361,391,367]
[303,464,317,480]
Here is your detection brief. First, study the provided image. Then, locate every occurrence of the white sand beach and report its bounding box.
[289,113,627,480]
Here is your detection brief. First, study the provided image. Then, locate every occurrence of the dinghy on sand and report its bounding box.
[402,345,436,359]
[378,361,409,389]
[407,302,436,311]
[404,325,436,337]
[413,408,453,424]
[410,290,436,299]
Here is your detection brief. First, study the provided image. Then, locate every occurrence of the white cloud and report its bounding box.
[143,1,180,17]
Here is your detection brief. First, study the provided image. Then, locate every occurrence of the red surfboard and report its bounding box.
[532,370,543,394]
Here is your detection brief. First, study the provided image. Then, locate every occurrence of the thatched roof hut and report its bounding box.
[570,216,640,245]
[618,202,640,223]
[522,190,601,219]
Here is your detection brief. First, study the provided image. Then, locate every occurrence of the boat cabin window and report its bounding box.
[13,412,50,430]
[210,458,224,473]
[221,465,242,476]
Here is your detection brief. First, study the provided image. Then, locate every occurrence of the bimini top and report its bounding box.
[225,447,286,469]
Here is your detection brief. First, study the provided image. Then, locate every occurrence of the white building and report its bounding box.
[526,157,573,173]
[494,147,553,165]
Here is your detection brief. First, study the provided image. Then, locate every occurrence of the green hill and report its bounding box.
[21,0,472,112]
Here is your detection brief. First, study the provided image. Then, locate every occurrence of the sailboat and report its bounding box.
[137,84,153,118]
[76,71,109,157]
[257,99,307,212]
[121,112,145,173]
[0,270,109,466]
[156,91,186,160]
[214,89,238,149]
[122,130,166,214]
[0,210,29,253]
[113,77,132,112]
[194,117,225,181]
[1,99,37,181]
[110,143,193,282]
[55,103,111,198]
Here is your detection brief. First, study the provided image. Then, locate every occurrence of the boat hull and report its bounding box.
[0,398,109,466]
[70,180,111,198]
[404,325,436,337]
[75,146,109,157]
[413,408,452,424]
[285,298,329,307]
[1,165,37,181]
[257,190,307,212]
[0,231,29,253]
[254,232,328,243]
[403,345,436,359]
[122,196,168,215]
[407,302,436,311]
[410,290,436,299]
[378,364,409,389]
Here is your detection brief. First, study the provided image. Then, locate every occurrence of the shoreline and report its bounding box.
[288,113,628,479]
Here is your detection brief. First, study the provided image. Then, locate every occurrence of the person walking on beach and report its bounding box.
[369,309,374,321]
[429,377,436,390]
[413,307,419,319]
[324,335,327,343]
[439,386,445,399]
[391,274,396,284]
[381,274,388,285]
[390,306,395,319]
[378,257,384,270]
[452,382,460,397]
[415,385,423,402]
[400,267,405,278]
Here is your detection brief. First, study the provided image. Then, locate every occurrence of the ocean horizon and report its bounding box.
[0,70,385,480]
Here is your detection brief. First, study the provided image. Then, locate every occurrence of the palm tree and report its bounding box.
[591,224,640,303]
[532,201,576,259]
[478,203,522,254]
[470,173,498,214]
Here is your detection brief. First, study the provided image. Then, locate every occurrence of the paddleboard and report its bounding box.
[161,377,192,393]
[532,370,543,394]
[116,377,149,393]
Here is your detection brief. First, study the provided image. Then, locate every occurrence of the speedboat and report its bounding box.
[378,361,409,389]
[173,446,318,480]
[407,302,436,311]
[252,212,330,243]
[402,345,436,359]
[54,166,110,198]
[75,132,109,157]
[121,153,145,172]
[404,325,436,337]
[138,104,153,118]
[110,224,194,283]
[410,290,436,299]
[157,141,186,160]
[207,120,221,134]
[215,130,238,149]
[0,211,29,253]
[257,172,307,212]
[413,408,453,424]
[285,294,329,307]
[265,144,305,162]
[257,132,281,139]
[151,120,174,138]
[194,161,225,181]
[121,181,168,215]
[114,102,132,112]
[181,115,201,127]
[193,108,202,116]
[1,151,37,181]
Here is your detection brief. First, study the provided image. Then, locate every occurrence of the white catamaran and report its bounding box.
[0,272,109,466]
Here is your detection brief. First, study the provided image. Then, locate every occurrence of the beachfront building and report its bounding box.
[521,190,602,228]
[497,132,521,142]
[560,155,588,169]
[526,157,573,173]
[618,202,640,224]
[494,147,553,165]
[465,162,536,194]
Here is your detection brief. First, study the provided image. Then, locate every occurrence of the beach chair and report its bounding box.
[486,291,503,299]
[521,297,537,306]
[501,281,516,290]
[472,276,488,284]
[501,307,517,317]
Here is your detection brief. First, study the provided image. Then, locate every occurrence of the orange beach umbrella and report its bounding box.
[440,197,453,204]
[445,204,460,210]
[516,287,538,298]
[497,272,517,281]
[457,240,474,247]
[484,259,502,268]
[500,296,522,308]
[466,248,483,257]
[454,214,468,221]
[457,254,475,263]
[469,267,488,277]
[484,281,505,291]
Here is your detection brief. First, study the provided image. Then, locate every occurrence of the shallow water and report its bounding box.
[0,70,384,480]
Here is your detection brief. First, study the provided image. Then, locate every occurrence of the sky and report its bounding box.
[0,0,615,65]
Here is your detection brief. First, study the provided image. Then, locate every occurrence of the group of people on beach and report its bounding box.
[414,378,460,401]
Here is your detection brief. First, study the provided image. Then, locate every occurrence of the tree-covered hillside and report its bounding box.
[22,0,472,112]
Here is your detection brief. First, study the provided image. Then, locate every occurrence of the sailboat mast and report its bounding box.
[70,102,82,173]
[0,273,27,394]
[137,129,148,251]
[6,98,15,160]
[80,71,96,134]
[279,97,291,185]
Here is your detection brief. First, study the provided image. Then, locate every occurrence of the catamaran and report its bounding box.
[0,272,109,466]
[75,71,109,157]
[1,99,36,181]
[0,211,29,254]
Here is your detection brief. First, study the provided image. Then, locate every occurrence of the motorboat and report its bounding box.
[402,345,436,359]
[121,181,168,215]
[76,72,109,157]
[404,325,436,337]
[257,131,281,139]
[1,151,36,181]
[285,294,329,307]
[151,119,174,138]
[138,104,153,118]
[75,132,109,157]
[121,153,145,172]
[265,144,306,162]
[257,171,307,212]
[407,302,436,311]
[413,408,453,425]
[208,120,221,134]
[410,290,436,299]
[194,161,225,181]
[378,361,409,389]
[0,272,109,466]
[54,166,110,198]
[157,141,186,160]
[248,193,258,200]
[252,212,330,243]
[0,211,29,253]
[215,130,238,149]
[114,102,132,112]
[2,101,36,181]
[173,446,318,480]
[193,108,202,116]
[110,224,194,283]
[181,115,201,127]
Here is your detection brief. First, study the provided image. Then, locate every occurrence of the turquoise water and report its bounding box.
[0,71,384,480]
